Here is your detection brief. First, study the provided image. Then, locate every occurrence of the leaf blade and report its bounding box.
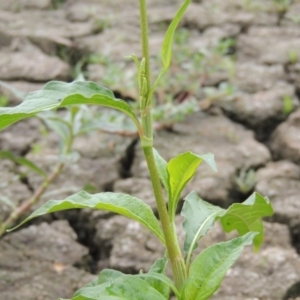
[220,192,274,250]
[72,276,166,300]
[153,148,169,195]
[0,150,47,179]
[0,81,142,135]
[8,191,164,244]
[167,152,216,220]
[182,191,224,254]
[182,232,257,300]
[161,0,191,70]
[143,257,172,299]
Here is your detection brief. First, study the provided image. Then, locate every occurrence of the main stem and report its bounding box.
[139,0,187,290]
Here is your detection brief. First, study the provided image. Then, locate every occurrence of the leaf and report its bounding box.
[220,192,274,251]
[144,257,171,299]
[74,269,124,298]
[153,148,169,194]
[161,0,191,70]
[72,276,166,300]
[39,112,71,145]
[0,150,47,179]
[182,232,257,300]
[72,295,124,300]
[0,81,142,135]
[97,269,124,285]
[0,195,16,209]
[167,152,216,220]
[9,191,165,244]
[182,191,224,255]
[138,273,178,299]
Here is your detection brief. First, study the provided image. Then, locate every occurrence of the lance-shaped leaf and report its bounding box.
[182,232,257,300]
[71,276,166,300]
[220,192,274,251]
[72,269,124,299]
[182,192,224,255]
[143,257,172,299]
[97,269,124,285]
[153,148,169,195]
[0,150,47,178]
[0,81,142,135]
[167,152,216,220]
[161,0,191,70]
[9,191,165,244]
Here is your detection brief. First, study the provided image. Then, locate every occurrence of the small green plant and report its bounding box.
[283,95,294,115]
[243,0,291,13]
[234,168,256,194]
[289,50,298,64]
[0,1,273,299]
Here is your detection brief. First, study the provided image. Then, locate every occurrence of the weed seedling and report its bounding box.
[0,1,273,299]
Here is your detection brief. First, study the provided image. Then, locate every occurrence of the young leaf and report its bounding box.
[143,257,171,299]
[182,191,224,254]
[72,276,166,300]
[73,269,124,298]
[167,152,216,220]
[97,269,124,285]
[161,0,191,71]
[72,295,124,300]
[0,81,142,136]
[182,232,257,300]
[153,148,169,194]
[137,273,178,299]
[220,192,274,251]
[0,150,47,179]
[8,191,165,244]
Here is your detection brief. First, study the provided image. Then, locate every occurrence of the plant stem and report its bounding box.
[143,146,187,289]
[139,0,151,101]
[0,162,64,236]
[139,0,152,142]
[138,0,187,289]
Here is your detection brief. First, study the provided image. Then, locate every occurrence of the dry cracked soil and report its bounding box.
[1,0,300,299]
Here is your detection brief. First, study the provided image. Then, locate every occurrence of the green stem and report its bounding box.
[139,0,153,142]
[138,0,187,289]
[143,146,187,289]
[139,0,151,104]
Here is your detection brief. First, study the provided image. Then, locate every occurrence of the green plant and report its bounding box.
[234,168,256,194]
[283,95,294,115]
[0,1,273,299]
[243,0,291,13]
[289,50,298,64]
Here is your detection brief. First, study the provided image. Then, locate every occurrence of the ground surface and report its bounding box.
[1,0,300,299]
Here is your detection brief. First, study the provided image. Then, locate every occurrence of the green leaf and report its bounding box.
[182,232,257,300]
[182,191,224,255]
[97,269,124,285]
[72,295,124,300]
[220,192,274,251]
[0,81,142,135]
[72,276,166,300]
[167,152,216,220]
[144,257,171,299]
[138,273,178,299]
[153,148,169,195]
[74,269,124,298]
[0,150,47,179]
[39,112,71,145]
[161,0,191,71]
[9,191,165,244]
